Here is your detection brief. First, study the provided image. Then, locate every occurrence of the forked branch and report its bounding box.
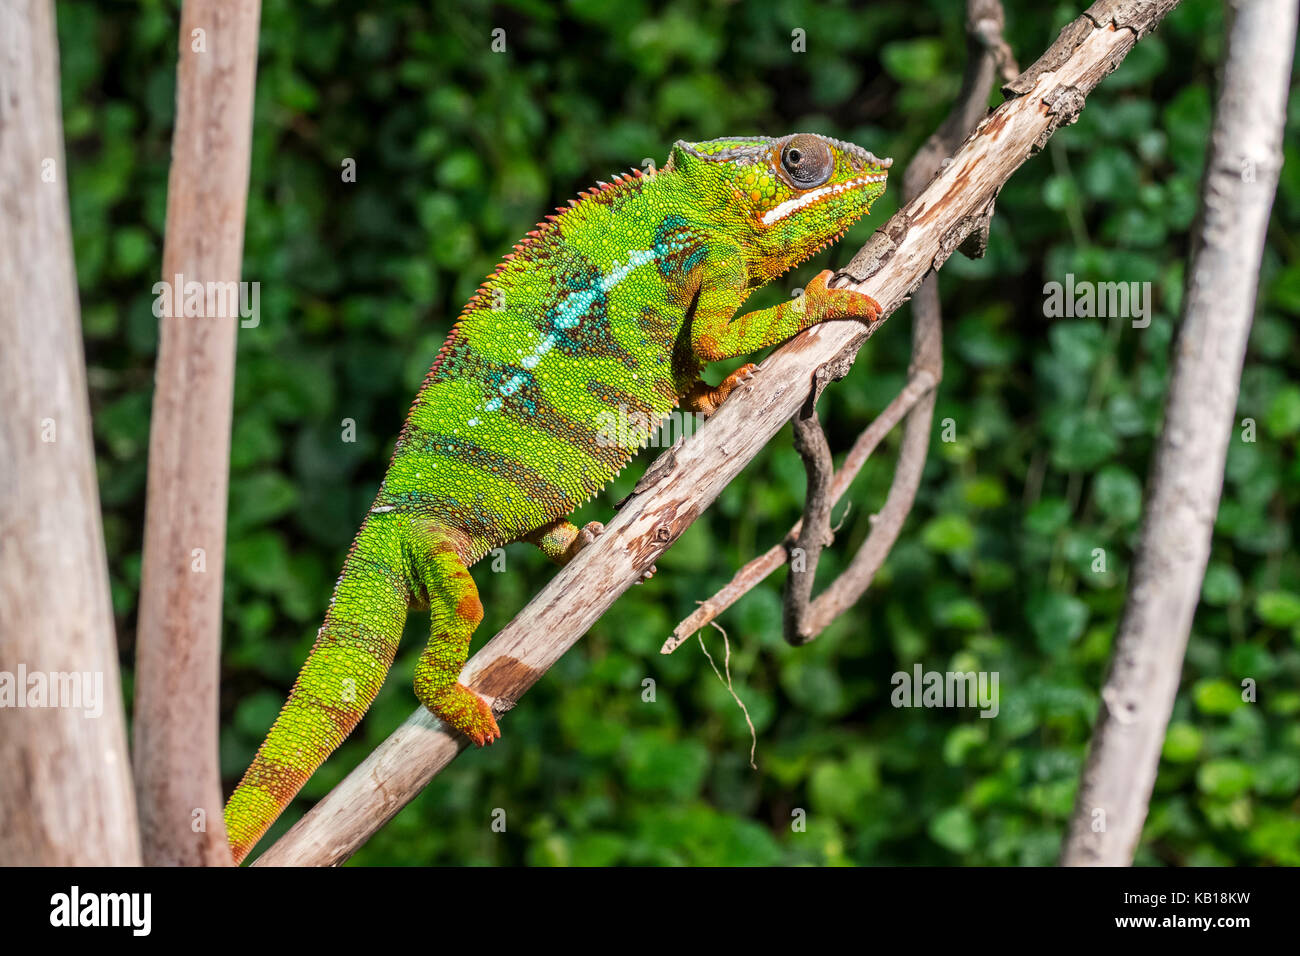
[699,0,1016,651]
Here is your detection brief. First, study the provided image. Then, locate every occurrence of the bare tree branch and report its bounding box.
[795,303,940,640]
[783,366,843,646]
[759,0,1012,649]
[1061,0,1296,867]
[664,364,936,653]
[0,0,140,866]
[133,0,261,867]
[254,0,1183,866]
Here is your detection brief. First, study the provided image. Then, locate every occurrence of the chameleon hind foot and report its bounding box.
[577,521,657,583]
[419,679,500,747]
[528,517,656,581]
[528,518,605,565]
[576,520,656,583]
[564,520,606,564]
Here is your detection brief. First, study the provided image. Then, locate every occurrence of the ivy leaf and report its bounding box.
[1027,592,1089,656]
[1256,591,1300,628]
[1197,760,1254,800]
[1201,563,1243,606]
[880,39,945,82]
[921,514,976,553]
[1193,679,1244,715]
[1092,465,1143,524]
[929,806,978,854]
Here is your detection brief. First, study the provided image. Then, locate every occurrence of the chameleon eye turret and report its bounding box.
[780,134,834,188]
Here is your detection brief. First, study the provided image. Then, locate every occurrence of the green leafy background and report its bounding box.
[64,0,1300,864]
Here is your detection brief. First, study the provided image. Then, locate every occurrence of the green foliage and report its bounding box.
[67,0,1300,865]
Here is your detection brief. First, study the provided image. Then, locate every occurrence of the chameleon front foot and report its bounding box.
[802,269,882,323]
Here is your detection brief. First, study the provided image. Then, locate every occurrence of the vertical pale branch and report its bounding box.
[0,0,140,866]
[1062,0,1297,866]
[133,0,262,866]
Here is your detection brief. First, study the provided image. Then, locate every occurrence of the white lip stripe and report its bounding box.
[760,172,888,225]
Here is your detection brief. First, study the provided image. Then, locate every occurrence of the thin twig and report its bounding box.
[698,623,757,769]
[783,372,840,646]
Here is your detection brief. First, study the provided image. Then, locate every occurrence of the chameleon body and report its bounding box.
[224,133,890,862]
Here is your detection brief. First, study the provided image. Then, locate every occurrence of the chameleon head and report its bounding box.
[666,133,891,282]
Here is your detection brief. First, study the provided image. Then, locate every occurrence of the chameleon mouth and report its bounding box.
[760,171,889,225]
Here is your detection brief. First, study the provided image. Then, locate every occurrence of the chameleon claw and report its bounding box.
[682,363,759,418]
[723,362,757,397]
[466,708,501,747]
[470,696,501,747]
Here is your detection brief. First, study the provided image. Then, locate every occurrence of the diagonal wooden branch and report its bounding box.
[1061,0,1296,867]
[253,0,1183,866]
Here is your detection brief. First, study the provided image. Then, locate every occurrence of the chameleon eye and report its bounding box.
[781,135,833,189]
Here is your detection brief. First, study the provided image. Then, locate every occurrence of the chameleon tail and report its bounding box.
[223,514,410,864]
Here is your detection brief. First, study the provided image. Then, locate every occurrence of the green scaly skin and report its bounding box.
[224,133,891,862]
